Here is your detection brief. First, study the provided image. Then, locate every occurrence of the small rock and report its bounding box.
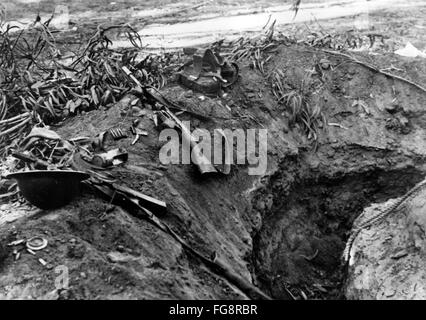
[391,249,408,260]
[265,195,274,211]
[184,90,193,98]
[256,200,266,211]
[130,98,140,106]
[106,251,134,263]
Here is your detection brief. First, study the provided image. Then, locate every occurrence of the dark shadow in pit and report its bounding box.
[252,166,424,300]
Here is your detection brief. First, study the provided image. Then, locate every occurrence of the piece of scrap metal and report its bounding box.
[109,128,127,140]
[7,239,26,247]
[131,129,148,145]
[178,48,239,95]
[26,236,48,251]
[89,180,167,216]
[112,183,167,216]
[92,148,128,167]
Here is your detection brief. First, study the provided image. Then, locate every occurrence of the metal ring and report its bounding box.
[26,236,48,251]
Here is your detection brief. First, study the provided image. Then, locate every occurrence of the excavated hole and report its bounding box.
[252,165,424,300]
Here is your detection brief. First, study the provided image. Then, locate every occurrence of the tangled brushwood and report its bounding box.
[0,17,174,158]
[214,20,294,75]
[272,68,324,141]
[212,20,325,141]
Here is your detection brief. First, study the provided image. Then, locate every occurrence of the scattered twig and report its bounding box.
[292,0,302,20]
[320,49,426,94]
[0,189,19,200]
[90,181,273,300]
[0,117,31,138]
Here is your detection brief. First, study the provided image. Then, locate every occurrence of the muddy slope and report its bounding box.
[345,186,426,300]
[250,45,426,299]
[0,44,426,299]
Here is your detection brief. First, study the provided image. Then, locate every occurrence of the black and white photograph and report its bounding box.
[0,0,425,306]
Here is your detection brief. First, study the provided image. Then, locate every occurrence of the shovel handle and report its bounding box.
[11,151,50,169]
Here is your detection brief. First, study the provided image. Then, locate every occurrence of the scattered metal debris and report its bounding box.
[130,121,148,145]
[319,58,331,70]
[131,129,148,145]
[91,148,128,167]
[124,68,228,175]
[391,249,409,260]
[178,48,239,95]
[7,239,25,247]
[11,151,52,170]
[26,236,48,251]
[328,122,348,130]
[109,128,128,140]
[38,258,47,266]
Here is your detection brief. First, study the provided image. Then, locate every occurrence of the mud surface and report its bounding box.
[4,0,426,51]
[1,40,426,299]
[345,186,426,300]
[1,1,426,300]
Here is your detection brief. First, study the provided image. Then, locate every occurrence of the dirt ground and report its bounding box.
[345,191,426,300]
[1,0,426,300]
[4,0,426,50]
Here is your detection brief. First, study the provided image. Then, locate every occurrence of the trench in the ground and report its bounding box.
[251,163,424,299]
